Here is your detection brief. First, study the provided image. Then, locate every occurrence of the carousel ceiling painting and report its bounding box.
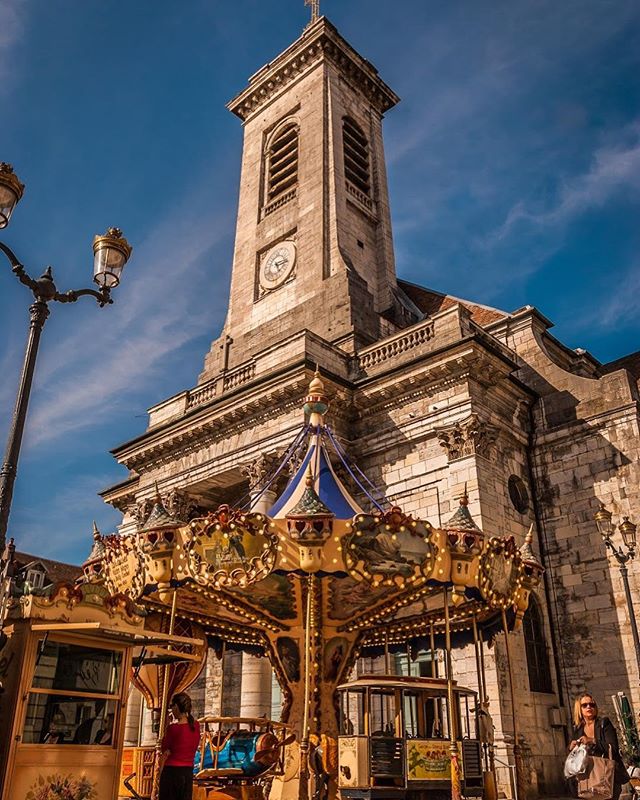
[86,371,542,733]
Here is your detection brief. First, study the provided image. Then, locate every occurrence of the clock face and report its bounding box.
[260,241,296,289]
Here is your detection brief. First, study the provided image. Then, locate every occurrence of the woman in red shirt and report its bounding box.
[159,692,201,800]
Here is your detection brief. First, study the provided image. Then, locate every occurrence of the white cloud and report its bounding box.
[587,263,640,330]
[496,123,640,239]
[23,180,234,447]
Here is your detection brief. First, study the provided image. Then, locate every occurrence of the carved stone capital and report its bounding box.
[436,413,499,462]
[241,451,281,488]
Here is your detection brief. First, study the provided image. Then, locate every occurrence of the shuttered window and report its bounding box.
[343,117,370,197]
[267,124,298,202]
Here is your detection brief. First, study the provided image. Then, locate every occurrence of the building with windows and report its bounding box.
[100,14,640,795]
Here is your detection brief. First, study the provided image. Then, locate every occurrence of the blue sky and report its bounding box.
[0,0,638,565]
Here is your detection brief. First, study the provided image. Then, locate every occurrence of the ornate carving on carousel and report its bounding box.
[436,412,499,462]
[102,531,146,600]
[187,504,277,588]
[137,488,186,602]
[286,469,334,573]
[18,581,143,626]
[443,492,484,606]
[478,534,525,612]
[514,525,544,626]
[344,506,436,587]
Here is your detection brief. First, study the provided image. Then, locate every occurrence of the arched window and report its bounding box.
[523,596,553,693]
[342,117,370,197]
[266,123,299,204]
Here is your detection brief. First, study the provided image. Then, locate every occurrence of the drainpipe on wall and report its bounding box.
[525,399,568,712]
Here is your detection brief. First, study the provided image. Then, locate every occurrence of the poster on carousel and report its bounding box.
[407,740,457,781]
[102,535,145,599]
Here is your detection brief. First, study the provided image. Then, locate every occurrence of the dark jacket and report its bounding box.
[573,716,628,785]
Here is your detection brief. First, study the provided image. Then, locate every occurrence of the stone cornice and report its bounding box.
[227,17,399,121]
[109,365,353,474]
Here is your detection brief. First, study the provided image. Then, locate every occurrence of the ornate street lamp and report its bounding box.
[595,503,640,679]
[0,163,132,552]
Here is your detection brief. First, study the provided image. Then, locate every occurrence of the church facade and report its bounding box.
[102,16,640,796]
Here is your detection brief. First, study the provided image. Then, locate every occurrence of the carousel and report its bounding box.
[0,371,543,800]
[103,371,543,800]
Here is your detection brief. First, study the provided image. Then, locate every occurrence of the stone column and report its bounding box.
[124,687,143,745]
[240,653,273,718]
[202,648,223,717]
[140,702,156,746]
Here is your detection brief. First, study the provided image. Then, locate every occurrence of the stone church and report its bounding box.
[101,13,640,795]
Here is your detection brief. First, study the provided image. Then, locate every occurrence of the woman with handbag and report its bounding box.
[570,693,629,800]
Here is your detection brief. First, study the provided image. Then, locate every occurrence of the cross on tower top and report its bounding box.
[304,0,320,25]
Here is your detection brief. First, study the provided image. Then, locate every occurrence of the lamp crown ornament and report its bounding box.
[0,162,25,195]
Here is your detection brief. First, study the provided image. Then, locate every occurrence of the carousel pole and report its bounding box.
[474,615,497,800]
[501,608,523,800]
[384,630,391,673]
[151,587,179,800]
[443,588,462,800]
[472,615,485,704]
[429,621,436,678]
[300,573,314,800]
[478,625,496,777]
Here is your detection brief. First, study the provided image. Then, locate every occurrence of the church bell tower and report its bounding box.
[201,16,402,380]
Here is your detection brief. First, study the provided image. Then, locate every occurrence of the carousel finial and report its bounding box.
[82,521,106,581]
[519,523,538,563]
[460,483,469,506]
[303,366,329,426]
[305,465,315,487]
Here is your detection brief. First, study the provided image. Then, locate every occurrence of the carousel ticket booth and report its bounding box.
[0,577,203,800]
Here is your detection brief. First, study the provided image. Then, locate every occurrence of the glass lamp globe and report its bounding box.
[93,227,132,289]
[0,163,25,229]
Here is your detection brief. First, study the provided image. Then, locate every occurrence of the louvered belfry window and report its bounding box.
[343,117,370,197]
[267,123,299,203]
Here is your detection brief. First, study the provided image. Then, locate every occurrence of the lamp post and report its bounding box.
[594,503,640,678]
[0,162,133,553]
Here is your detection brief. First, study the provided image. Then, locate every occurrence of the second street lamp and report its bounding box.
[0,162,133,553]
[594,503,640,681]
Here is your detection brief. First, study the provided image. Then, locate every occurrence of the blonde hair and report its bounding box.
[573,694,598,728]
